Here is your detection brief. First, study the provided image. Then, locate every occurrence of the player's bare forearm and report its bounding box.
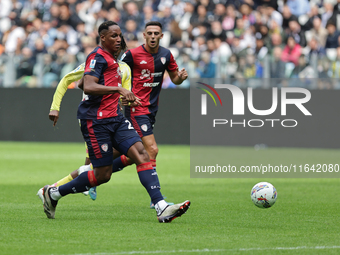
[83,75,124,95]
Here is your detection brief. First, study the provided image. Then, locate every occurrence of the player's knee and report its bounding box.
[127,142,151,164]
[148,144,158,159]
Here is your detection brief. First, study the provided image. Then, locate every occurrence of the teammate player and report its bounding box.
[37,33,131,202]
[42,21,190,223]
[111,21,188,208]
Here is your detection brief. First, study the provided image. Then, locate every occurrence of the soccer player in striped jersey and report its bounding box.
[41,21,190,223]
[113,21,189,208]
[37,34,131,201]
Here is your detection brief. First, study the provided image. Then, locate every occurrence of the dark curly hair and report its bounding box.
[98,20,118,35]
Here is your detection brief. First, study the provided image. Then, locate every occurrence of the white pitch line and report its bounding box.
[71,245,340,255]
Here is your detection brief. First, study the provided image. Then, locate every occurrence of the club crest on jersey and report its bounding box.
[101,144,108,152]
[90,59,96,68]
[141,124,148,132]
[161,57,166,65]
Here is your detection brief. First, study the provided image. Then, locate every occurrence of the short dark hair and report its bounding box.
[326,20,336,28]
[145,21,162,30]
[98,21,119,35]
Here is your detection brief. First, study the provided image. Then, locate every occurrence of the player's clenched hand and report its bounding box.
[121,97,142,107]
[49,110,59,126]
[178,68,188,81]
[119,88,142,106]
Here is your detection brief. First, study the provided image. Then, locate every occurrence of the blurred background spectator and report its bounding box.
[1,0,340,89]
[281,36,302,66]
[196,51,216,78]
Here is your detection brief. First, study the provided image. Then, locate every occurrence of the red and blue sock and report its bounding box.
[59,170,98,196]
[137,162,163,205]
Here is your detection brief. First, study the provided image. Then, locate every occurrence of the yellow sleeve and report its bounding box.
[119,61,131,91]
[50,63,85,111]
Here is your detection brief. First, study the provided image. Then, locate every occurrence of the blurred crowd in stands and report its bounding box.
[1,0,340,89]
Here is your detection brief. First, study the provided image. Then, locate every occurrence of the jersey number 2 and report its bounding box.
[125,120,134,130]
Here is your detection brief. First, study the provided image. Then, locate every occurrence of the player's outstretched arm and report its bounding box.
[49,63,85,126]
[169,68,188,85]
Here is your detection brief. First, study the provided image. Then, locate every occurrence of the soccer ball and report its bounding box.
[250,182,277,208]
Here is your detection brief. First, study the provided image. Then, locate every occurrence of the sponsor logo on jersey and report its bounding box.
[140,69,162,79]
[143,82,160,87]
[101,144,108,152]
[161,57,166,65]
[141,124,148,132]
[140,69,151,79]
[140,60,147,64]
[152,72,163,77]
[90,59,96,68]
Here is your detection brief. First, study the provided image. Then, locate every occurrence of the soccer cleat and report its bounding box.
[42,185,58,219]
[36,188,44,204]
[157,200,191,223]
[89,187,97,200]
[150,196,174,209]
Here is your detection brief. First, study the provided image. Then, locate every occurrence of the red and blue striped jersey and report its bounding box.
[121,45,178,117]
[78,46,122,120]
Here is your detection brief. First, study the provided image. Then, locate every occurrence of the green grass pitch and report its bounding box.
[0,141,340,255]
